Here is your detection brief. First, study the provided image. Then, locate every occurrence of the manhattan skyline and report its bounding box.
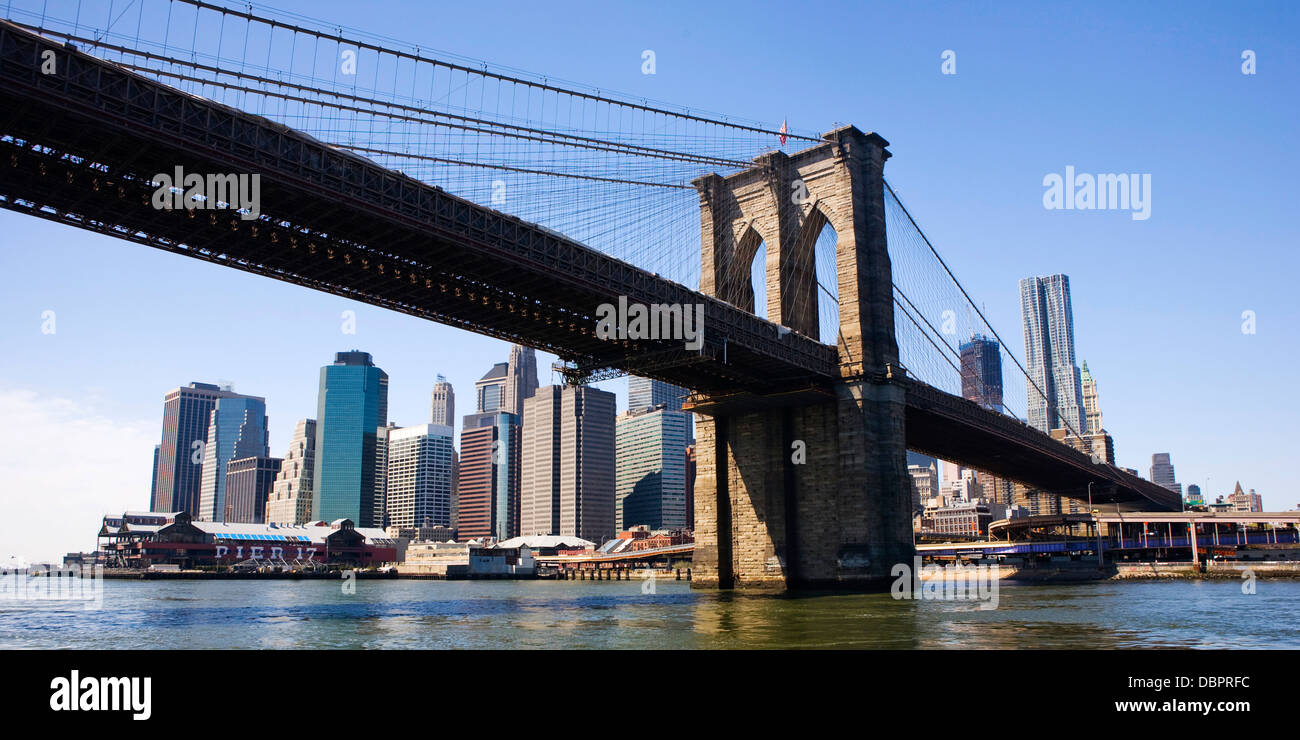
[1,0,1296,562]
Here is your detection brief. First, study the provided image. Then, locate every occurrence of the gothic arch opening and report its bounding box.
[748,240,768,319]
[782,205,839,344]
[812,218,840,346]
[723,224,766,317]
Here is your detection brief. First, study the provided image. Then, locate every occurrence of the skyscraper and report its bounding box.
[150,445,160,506]
[519,385,616,544]
[1150,452,1180,495]
[152,382,259,517]
[1080,361,1102,432]
[450,449,460,530]
[1020,274,1086,434]
[385,424,455,529]
[519,394,558,537]
[198,393,269,521]
[628,376,687,412]
[265,419,316,525]
[223,455,282,524]
[312,351,389,527]
[429,375,455,426]
[502,344,539,416]
[475,362,509,414]
[615,404,690,531]
[959,335,1003,413]
[457,411,521,540]
[1185,483,1205,508]
[374,422,398,529]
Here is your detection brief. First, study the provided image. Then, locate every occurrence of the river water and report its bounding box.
[2,578,1297,649]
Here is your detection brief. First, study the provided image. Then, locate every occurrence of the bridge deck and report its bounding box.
[905,382,1183,509]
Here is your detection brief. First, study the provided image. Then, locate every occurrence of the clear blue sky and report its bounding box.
[2,0,1297,561]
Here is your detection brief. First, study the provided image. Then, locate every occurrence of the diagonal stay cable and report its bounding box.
[884,178,1083,439]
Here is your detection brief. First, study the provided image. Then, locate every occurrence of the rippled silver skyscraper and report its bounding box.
[1020,274,1085,434]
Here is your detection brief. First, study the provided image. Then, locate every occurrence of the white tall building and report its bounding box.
[385,424,455,529]
[265,419,316,526]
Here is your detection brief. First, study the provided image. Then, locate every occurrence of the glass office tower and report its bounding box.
[198,395,269,521]
[959,335,1003,413]
[312,351,389,527]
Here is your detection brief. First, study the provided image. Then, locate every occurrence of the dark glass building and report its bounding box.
[312,351,389,527]
[959,334,1004,413]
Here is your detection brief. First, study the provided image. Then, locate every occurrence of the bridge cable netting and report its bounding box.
[3,0,1074,436]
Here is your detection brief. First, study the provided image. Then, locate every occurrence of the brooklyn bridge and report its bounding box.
[0,0,1181,589]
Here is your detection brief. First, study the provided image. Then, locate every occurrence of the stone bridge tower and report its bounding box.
[688,126,914,590]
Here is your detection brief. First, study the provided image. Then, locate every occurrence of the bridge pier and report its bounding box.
[689,125,913,591]
[691,376,912,590]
